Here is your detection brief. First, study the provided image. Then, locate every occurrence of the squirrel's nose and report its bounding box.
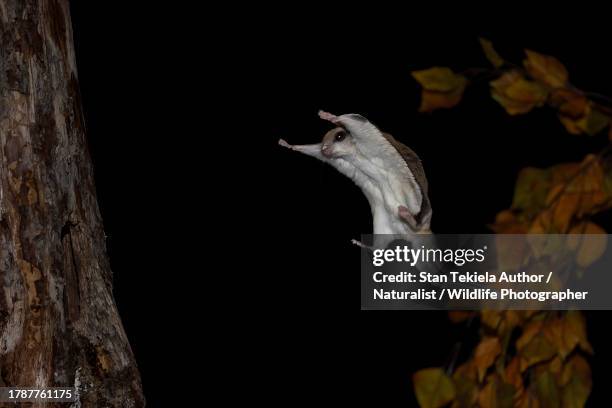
[321,144,333,157]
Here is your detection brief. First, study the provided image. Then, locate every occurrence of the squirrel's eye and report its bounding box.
[335,131,346,142]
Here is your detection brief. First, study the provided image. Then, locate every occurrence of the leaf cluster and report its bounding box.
[414,311,592,408]
[410,40,609,408]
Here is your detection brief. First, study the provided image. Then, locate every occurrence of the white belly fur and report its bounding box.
[331,156,422,235]
[372,202,411,234]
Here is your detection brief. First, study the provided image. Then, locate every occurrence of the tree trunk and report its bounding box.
[0,1,144,406]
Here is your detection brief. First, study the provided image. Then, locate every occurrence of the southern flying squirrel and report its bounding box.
[279,111,432,236]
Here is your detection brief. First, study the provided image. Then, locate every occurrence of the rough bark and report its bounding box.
[0,1,144,406]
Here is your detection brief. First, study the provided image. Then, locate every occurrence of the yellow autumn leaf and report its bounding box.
[505,79,547,103]
[523,156,611,234]
[548,356,564,377]
[534,370,561,408]
[543,312,592,359]
[550,163,581,185]
[480,310,502,331]
[413,67,466,91]
[546,184,580,233]
[490,71,547,115]
[480,311,523,338]
[524,49,569,89]
[576,158,608,214]
[489,210,528,234]
[412,67,467,112]
[413,368,456,408]
[498,312,523,338]
[559,103,609,136]
[516,321,557,371]
[504,357,523,391]
[542,313,591,359]
[549,158,610,216]
[419,88,466,112]
[515,391,541,408]
[479,38,504,68]
[455,360,478,381]
[550,89,588,118]
[543,318,577,360]
[534,358,560,375]
[567,222,607,268]
[474,337,502,382]
[452,362,479,408]
[503,311,523,329]
[477,374,515,408]
[564,311,593,354]
[528,210,555,234]
[561,355,591,408]
[512,167,552,215]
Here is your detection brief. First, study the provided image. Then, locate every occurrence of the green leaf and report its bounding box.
[479,37,504,68]
[512,167,552,216]
[561,355,591,408]
[413,367,456,408]
[534,370,561,408]
[559,104,610,136]
[516,321,557,371]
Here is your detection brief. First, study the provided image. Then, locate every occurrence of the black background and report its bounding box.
[69,5,612,406]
